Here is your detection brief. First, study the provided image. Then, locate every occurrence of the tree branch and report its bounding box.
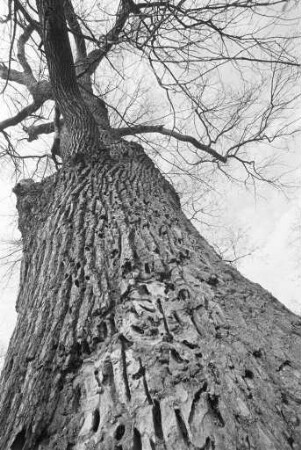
[36,0,100,157]
[78,0,136,78]
[116,125,227,162]
[64,0,95,106]
[0,23,45,94]
[21,119,227,163]
[23,120,57,141]
[64,0,87,61]
[0,19,52,132]
[14,0,41,36]
[0,99,46,132]
[0,63,33,87]
[0,67,52,132]
[17,24,36,77]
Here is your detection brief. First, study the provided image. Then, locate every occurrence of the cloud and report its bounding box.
[239,199,301,315]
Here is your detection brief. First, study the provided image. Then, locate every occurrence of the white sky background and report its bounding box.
[0,171,20,352]
[0,1,301,357]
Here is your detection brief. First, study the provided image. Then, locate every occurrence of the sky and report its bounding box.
[239,191,301,314]
[0,171,20,353]
[224,181,301,315]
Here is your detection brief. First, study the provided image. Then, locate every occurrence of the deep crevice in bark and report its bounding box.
[174,408,190,445]
[120,334,132,402]
[11,429,26,450]
[92,408,100,432]
[132,427,142,450]
[152,399,165,442]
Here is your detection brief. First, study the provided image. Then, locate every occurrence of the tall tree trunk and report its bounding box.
[0,144,300,450]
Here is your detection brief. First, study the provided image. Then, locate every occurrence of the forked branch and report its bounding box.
[77,0,138,78]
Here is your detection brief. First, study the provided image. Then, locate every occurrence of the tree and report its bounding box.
[0,0,301,448]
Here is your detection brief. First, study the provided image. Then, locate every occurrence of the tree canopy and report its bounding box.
[0,1,300,183]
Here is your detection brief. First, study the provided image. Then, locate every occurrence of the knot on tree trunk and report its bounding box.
[13,177,54,240]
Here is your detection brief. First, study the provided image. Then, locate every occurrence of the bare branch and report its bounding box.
[14,0,41,36]
[116,124,227,162]
[0,63,34,87]
[78,0,137,78]
[1,1,18,94]
[16,24,36,77]
[36,0,100,158]
[23,119,227,163]
[23,121,55,141]
[64,0,87,61]
[0,99,45,132]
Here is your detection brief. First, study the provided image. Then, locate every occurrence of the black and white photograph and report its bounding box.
[0,1,300,448]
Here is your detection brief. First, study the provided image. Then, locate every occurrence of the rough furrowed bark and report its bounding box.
[37,0,100,159]
[0,145,301,450]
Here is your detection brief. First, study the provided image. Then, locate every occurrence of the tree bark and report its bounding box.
[0,143,300,450]
[37,0,100,159]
